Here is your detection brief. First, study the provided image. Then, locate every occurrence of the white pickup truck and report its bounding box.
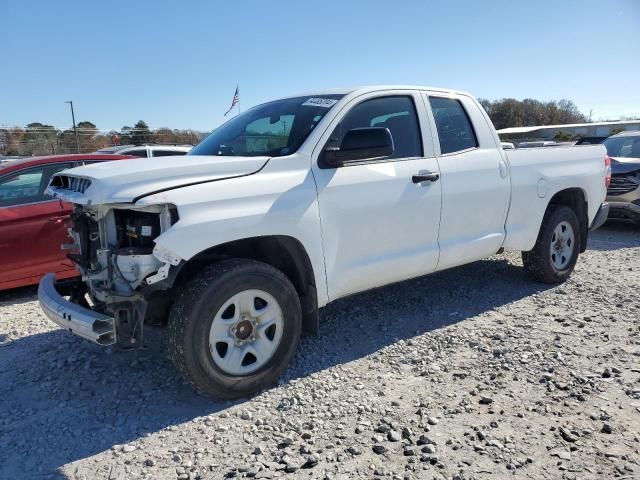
[40,86,610,398]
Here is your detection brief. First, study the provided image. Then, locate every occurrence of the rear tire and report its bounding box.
[522,205,581,283]
[168,259,302,399]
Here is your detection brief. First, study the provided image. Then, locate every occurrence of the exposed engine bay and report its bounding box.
[65,203,182,345]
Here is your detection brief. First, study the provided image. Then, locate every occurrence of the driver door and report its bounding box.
[311,91,442,300]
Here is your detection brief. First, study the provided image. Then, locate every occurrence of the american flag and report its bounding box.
[224,85,240,116]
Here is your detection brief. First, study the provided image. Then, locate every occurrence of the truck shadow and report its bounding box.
[288,254,551,382]
[0,255,559,479]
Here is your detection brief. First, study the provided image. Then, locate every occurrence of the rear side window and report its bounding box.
[328,96,422,159]
[429,97,478,154]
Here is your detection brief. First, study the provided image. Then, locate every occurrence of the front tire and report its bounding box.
[522,205,581,283]
[168,259,302,399]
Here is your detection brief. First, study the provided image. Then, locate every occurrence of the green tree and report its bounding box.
[120,126,133,145]
[480,98,587,130]
[22,123,58,155]
[553,131,573,142]
[76,121,98,152]
[57,129,77,153]
[478,98,493,115]
[130,120,152,145]
[57,121,98,153]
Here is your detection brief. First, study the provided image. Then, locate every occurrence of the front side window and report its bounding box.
[327,96,422,159]
[429,97,478,154]
[0,164,70,207]
[190,95,344,157]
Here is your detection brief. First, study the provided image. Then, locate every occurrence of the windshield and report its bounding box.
[604,135,640,159]
[190,95,344,157]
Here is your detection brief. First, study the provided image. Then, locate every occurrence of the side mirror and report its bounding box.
[324,127,394,166]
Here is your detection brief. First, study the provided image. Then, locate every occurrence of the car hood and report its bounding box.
[611,156,640,175]
[46,155,270,205]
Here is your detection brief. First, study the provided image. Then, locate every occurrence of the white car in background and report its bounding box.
[96,144,192,158]
[604,131,640,223]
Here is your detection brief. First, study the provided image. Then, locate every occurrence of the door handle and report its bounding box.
[499,158,508,178]
[412,172,440,184]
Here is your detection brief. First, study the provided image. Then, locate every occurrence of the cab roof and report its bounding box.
[285,85,471,100]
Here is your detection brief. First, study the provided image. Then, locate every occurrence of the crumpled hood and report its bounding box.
[47,155,269,205]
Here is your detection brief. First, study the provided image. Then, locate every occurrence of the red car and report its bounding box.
[0,154,133,290]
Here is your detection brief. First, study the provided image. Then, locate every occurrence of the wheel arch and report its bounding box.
[544,187,589,253]
[175,235,320,334]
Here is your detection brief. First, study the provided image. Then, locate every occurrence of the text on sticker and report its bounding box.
[302,98,338,108]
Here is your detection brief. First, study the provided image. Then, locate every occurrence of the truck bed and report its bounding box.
[502,144,607,252]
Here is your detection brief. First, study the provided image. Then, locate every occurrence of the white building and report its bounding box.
[497,120,640,143]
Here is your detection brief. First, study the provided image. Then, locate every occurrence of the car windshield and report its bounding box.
[604,135,640,159]
[189,95,344,157]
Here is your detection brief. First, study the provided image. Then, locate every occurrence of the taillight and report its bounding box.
[604,154,612,188]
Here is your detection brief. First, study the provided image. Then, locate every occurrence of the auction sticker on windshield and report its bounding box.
[302,98,338,108]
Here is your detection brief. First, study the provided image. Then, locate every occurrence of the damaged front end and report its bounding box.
[39,196,183,347]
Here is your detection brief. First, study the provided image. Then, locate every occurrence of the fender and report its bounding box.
[139,155,330,309]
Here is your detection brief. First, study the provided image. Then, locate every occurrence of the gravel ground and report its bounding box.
[1,222,639,480]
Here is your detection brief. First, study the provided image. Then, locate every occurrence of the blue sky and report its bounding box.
[1,0,639,132]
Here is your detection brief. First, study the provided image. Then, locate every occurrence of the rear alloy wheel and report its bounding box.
[522,205,581,283]
[169,259,302,399]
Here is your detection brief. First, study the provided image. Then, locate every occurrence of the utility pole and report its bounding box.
[66,100,80,153]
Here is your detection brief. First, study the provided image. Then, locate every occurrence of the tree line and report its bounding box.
[477,98,587,131]
[2,98,636,156]
[0,120,202,156]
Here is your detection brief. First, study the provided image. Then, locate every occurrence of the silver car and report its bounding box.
[604,131,640,224]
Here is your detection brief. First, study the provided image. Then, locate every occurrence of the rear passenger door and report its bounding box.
[312,91,442,300]
[423,93,510,270]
